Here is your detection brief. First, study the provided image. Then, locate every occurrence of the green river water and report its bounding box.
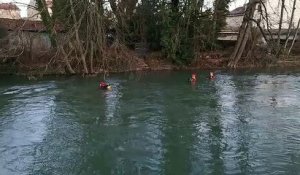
[0,70,300,175]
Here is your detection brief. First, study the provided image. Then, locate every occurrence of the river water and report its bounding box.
[0,71,300,175]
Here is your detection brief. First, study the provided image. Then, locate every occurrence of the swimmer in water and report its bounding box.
[99,81,112,90]
[190,73,197,82]
[208,72,215,80]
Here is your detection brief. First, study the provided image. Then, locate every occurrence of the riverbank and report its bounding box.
[1,52,300,77]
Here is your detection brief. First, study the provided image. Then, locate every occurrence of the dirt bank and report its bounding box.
[1,51,300,78]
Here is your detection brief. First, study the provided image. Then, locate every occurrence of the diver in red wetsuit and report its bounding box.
[99,82,112,90]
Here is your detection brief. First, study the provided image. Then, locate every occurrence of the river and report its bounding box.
[0,70,300,175]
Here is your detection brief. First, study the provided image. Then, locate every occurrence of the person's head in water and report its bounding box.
[192,73,196,79]
[190,73,197,82]
[106,85,112,91]
[209,72,215,79]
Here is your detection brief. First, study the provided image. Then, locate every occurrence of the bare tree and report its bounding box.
[287,18,300,58]
[283,0,297,50]
[228,0,300,68]
[277,0,285,52]
[228,0,259,68]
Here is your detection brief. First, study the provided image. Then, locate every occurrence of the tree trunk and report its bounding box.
[36,0,57,47]
[259,0,274,41]
[277,0,285,50]
[90,41,94,73]
[60,46,75,74]
[228,0,258,68]
[109,0,117,13]
[231,25,251,68]
[171,0,179,11]
[69,0,89,74]
[284,0,297,49]
[212,0,219,48]
[287,18,300,58]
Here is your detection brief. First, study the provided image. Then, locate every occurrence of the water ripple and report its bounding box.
[0,72,300,174]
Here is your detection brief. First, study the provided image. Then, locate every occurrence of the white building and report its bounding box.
[27,0,53,21]
[0,3,21,19]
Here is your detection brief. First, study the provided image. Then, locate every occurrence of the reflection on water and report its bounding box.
[0,83,57,175]
[103,81,122,125]
[0,71,300,175]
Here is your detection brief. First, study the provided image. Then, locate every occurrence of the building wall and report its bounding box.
[1,31,53,61]
[27,0,41,21]
[224,15,244,31]
[0,9,21,19]
[27,0,52,21]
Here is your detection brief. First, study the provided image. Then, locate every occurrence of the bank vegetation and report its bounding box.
[0,0,300,75]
